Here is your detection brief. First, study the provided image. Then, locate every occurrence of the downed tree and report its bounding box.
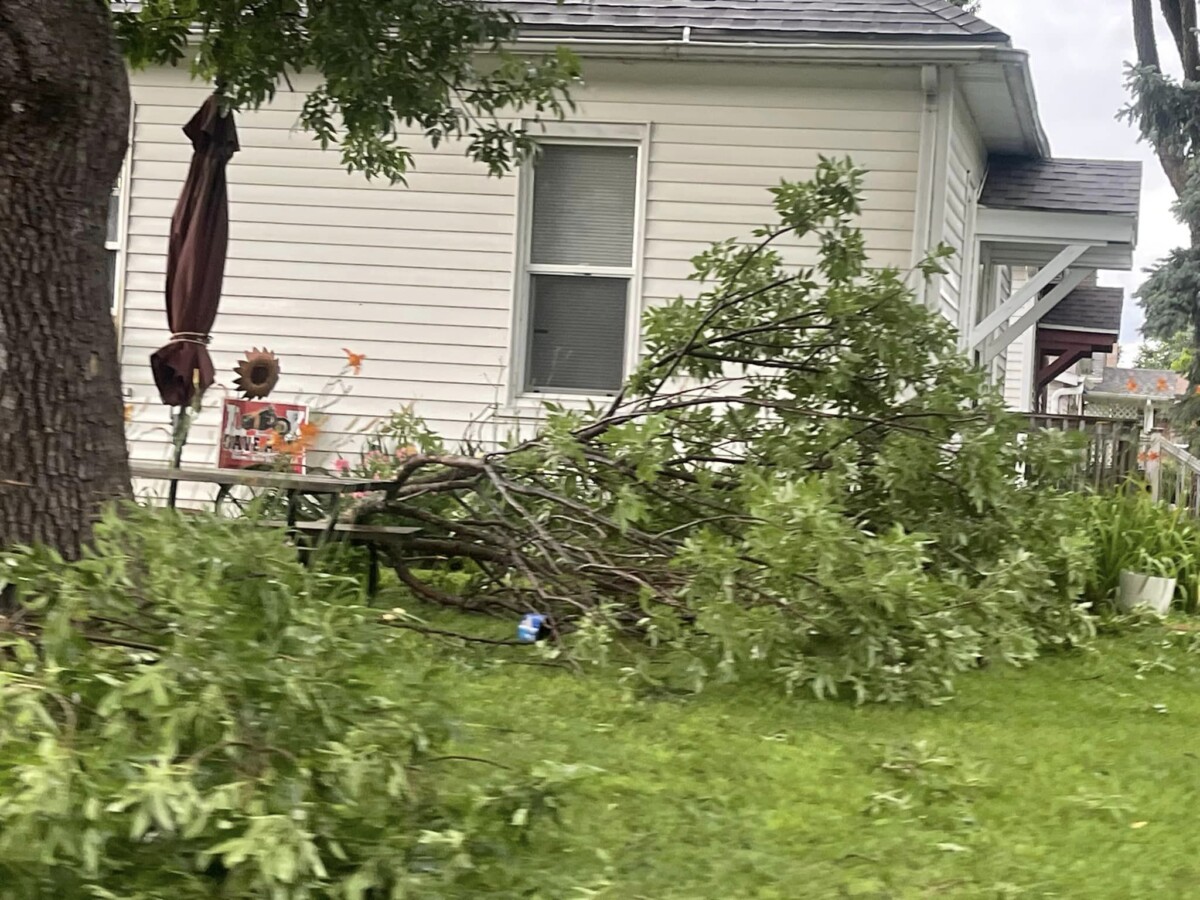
[0,162,1092,705]
[352,160,1095,703]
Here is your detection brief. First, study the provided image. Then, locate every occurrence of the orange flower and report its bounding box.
[1149,451,1161,462]
[1138,451,1148,463]
[343,348,366,375]
[1127,378,1139,392]
[276,421,322,456]
[123,403,133,424]
[1157,377,1170,392]
[1194,384,1200,396]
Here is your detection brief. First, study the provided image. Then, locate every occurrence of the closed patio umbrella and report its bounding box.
[150,93,239,407]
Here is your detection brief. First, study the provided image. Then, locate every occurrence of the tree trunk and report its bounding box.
[0,0,131,557]
[1179,0,1200,79]
[1136,0,1162,69]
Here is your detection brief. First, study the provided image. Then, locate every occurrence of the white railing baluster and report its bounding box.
[1145,434,1200,512]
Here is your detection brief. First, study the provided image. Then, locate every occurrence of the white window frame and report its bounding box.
[505,120,649,411]
[109,108,135,348]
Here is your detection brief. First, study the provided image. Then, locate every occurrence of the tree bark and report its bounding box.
[1159,0,1186,66]
[0,0,131,557]
[1136,0,1162,70]
[1181,0,1200,78]
[1133,0,1196,218]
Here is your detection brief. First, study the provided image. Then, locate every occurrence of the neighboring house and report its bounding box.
[1082,367,1188,432]
[113,0,1143,472]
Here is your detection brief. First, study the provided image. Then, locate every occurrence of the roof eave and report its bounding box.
[509,34,1019,63]
[510,25,1012,45]
[508,37,1047,157]
[1001,52,1051,158]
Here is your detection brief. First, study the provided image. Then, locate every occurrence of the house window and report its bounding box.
[521,142,639,395]
[107,170,127,316]
[106,178,120,310]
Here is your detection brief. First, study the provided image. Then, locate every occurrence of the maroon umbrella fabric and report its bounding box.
[150,94,239,407]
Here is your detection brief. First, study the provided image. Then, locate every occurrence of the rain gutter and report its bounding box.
[509,35,1049,158]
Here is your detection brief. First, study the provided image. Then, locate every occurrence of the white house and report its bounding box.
[112,0,1143,472]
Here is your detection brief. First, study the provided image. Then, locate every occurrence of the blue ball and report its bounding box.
[517,614,545,643]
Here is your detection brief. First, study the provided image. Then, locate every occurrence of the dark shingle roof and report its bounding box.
[1039,286,1124,334]
[490,1,1009,43]
[113,0,1008,43]
[113,0,1008,42]
[981,157,1142,215]
[1088,367,1185,399]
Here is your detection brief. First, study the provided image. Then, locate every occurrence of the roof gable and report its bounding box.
[489,1,1010,44]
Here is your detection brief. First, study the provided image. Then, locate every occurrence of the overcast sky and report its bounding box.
[980,0,1188,360]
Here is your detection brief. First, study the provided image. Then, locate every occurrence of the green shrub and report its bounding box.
[314,159,1101,706]
[0,506,578,899]
[592,472,1097,705]
[1086,488,1200,613]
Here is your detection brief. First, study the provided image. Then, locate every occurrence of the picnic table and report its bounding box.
[132,463,419,593]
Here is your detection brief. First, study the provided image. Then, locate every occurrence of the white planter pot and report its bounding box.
[1118,570,1177,617]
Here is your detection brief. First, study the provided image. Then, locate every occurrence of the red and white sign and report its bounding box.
[219,399,308,472]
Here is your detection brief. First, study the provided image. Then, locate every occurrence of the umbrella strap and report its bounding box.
[170,332,212,345]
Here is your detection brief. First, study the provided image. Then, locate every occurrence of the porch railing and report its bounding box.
[1148,433,1200,513]
[1023,414,1144,490]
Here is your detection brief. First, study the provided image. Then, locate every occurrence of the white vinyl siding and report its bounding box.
[119,61,923,471]
[1003,313,1036,410]
[941,93,986,332]
[1003,270,1036,411]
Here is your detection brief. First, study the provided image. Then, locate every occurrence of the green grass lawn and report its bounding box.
[392,608,1200,899]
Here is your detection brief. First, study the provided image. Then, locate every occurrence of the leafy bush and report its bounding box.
[319,159,1098,705]
[0,507,578,898]
[593,470,1095,704]
[1086,488,1200,613]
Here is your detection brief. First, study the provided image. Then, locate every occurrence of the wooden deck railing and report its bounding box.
[1022,414,1145,490]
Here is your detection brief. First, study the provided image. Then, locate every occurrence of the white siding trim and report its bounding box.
[529,120,647,142]
[939,79,986,332]
[909,65,939,282]
[630,125,652,382]
[921,67,954,311]
[112,105,135,355]
[958,185,982,346]
[916,64,955,309]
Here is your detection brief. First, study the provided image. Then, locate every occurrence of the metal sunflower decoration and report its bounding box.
[233,348,281,399]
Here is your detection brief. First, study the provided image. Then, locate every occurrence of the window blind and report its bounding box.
[530,144,637,268]
[527,274,628,393]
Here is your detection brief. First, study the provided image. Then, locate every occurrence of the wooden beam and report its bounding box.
[969,243,1091,349]
[1036,328,1119,353]
[980,267,1092,365]
[1036,348,1094,395]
